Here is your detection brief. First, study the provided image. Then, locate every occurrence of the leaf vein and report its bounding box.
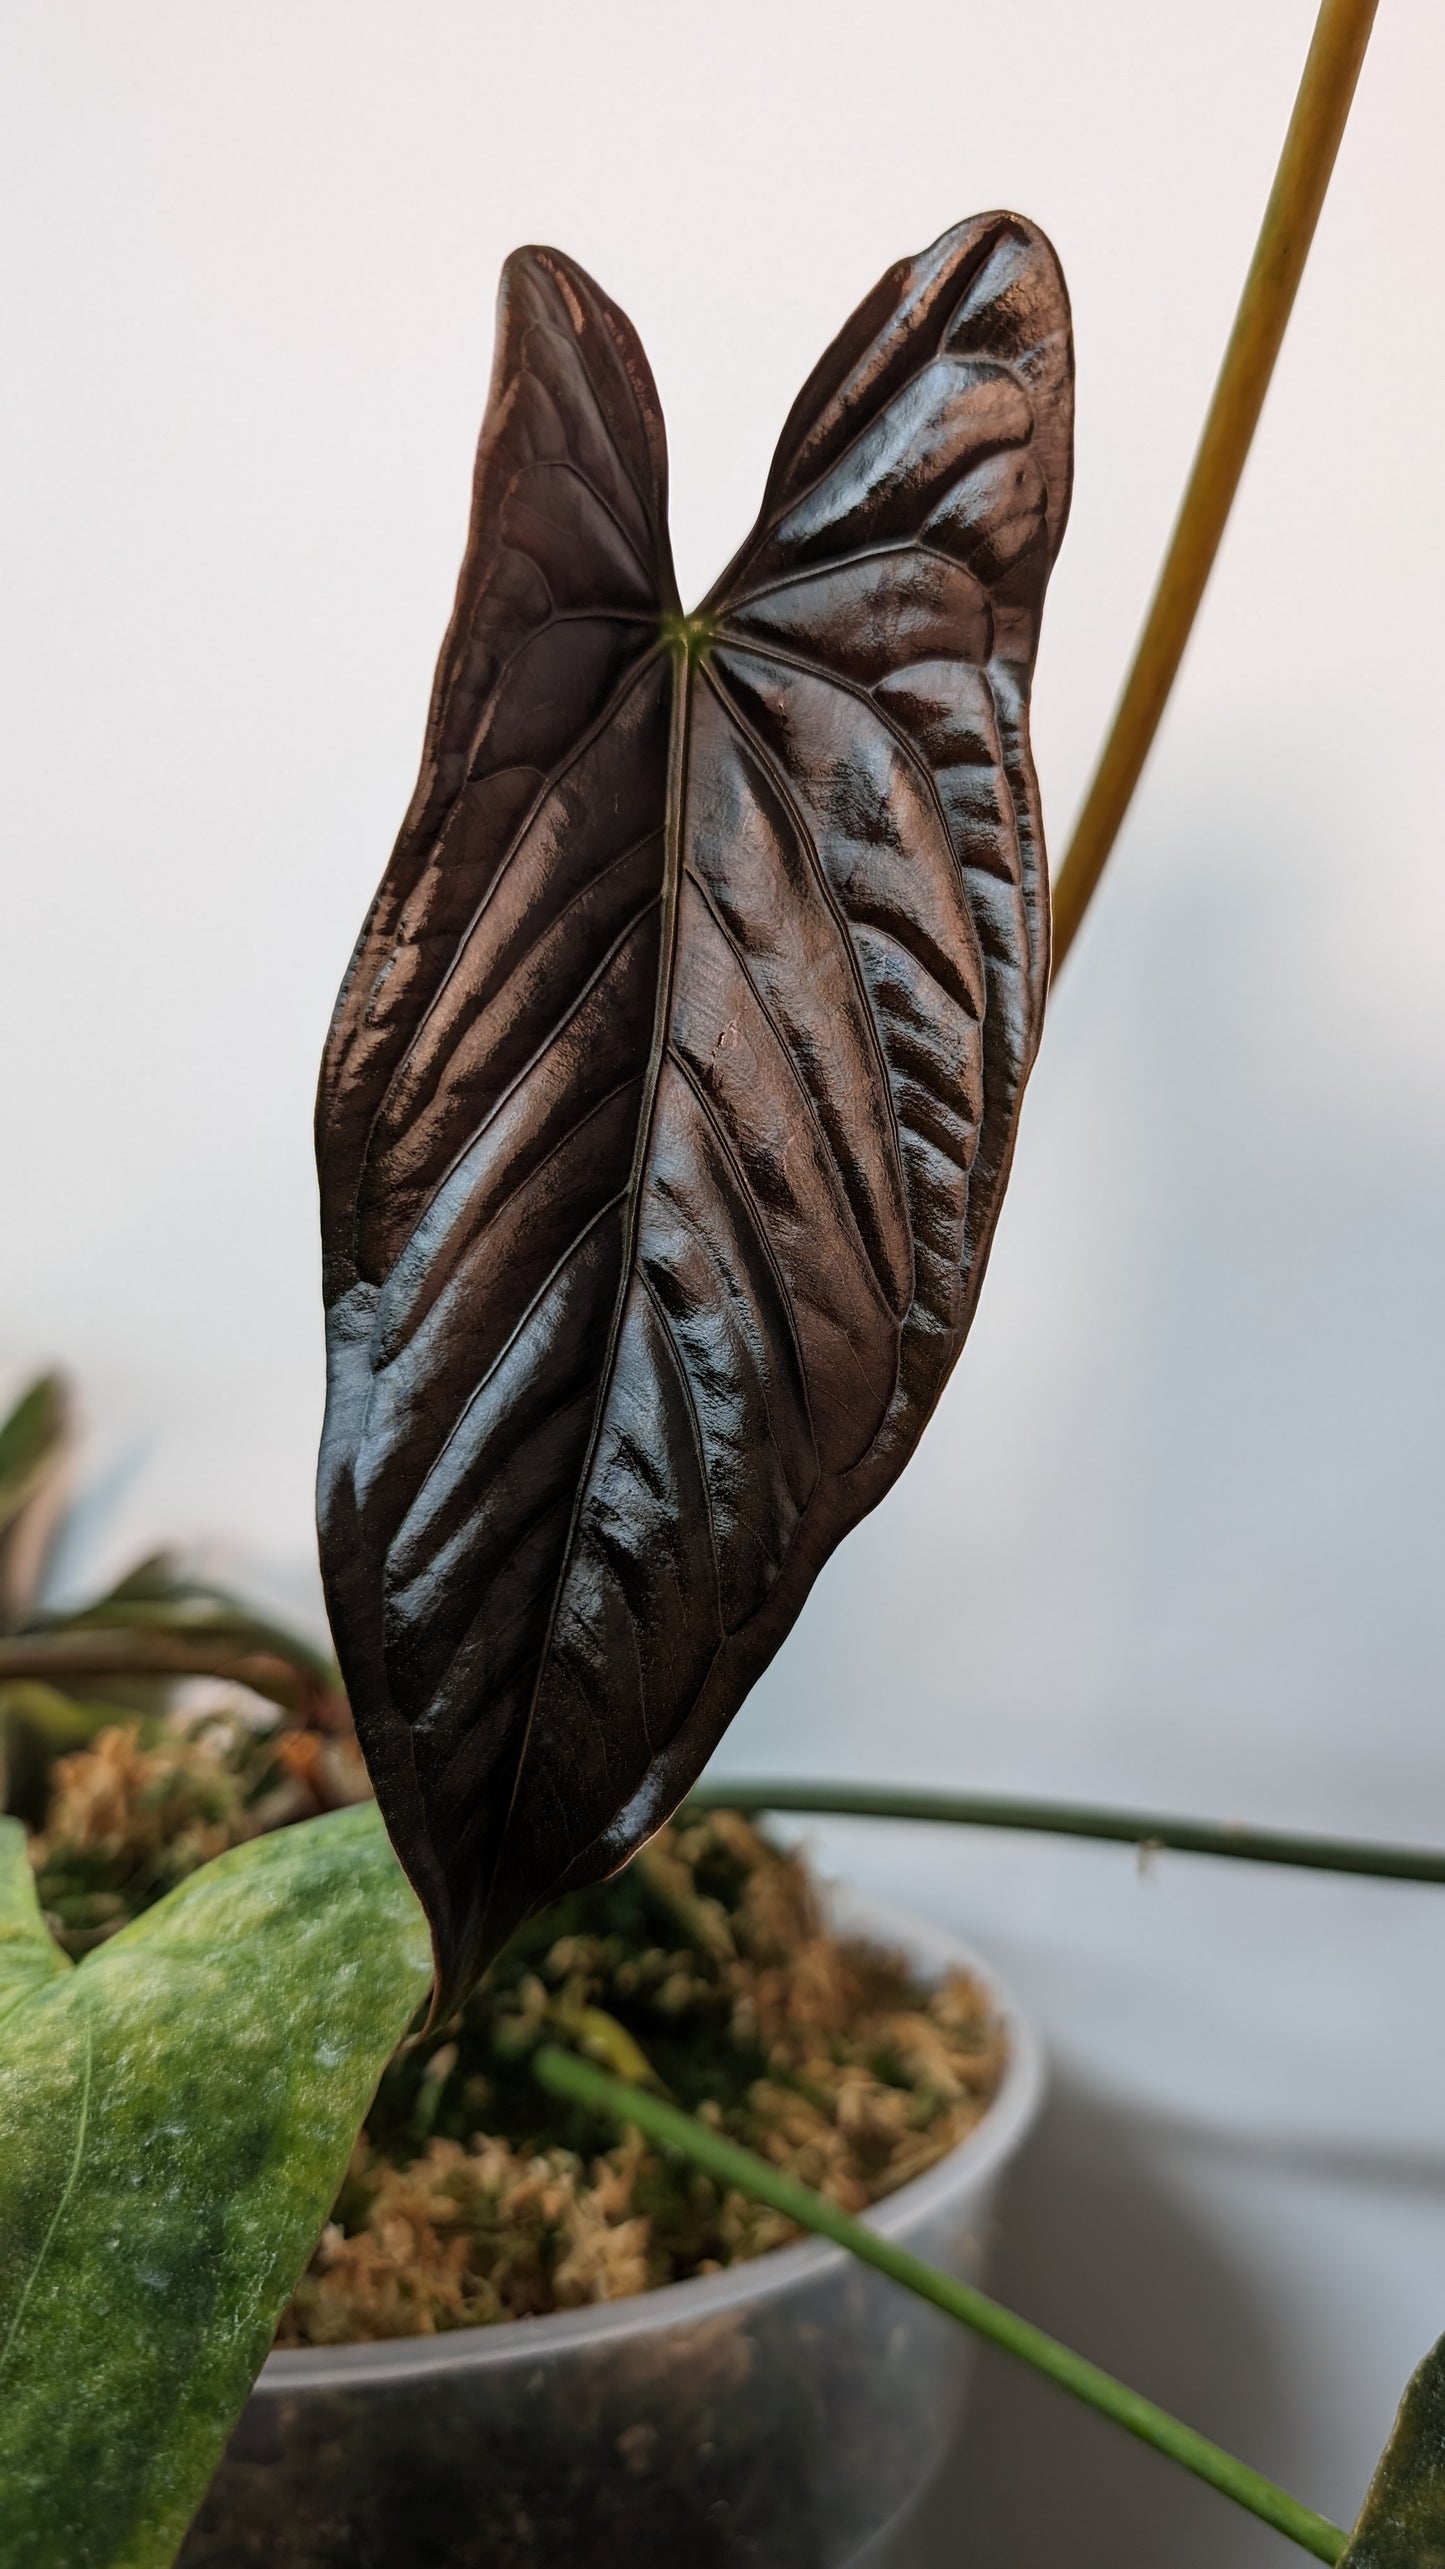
[372,894,661,1266]
[477,652,693,1951]
[385,644,665,1082]
[639,1269,725,1638]
[668,1047,822,1482]
[386,1182,632,1534]
[682,863,904,1310]
[716,532,1002,615]
[526,281,666,571]
[712,631,999,981]
[0,2009,92,2386]
[698,660,910,1218]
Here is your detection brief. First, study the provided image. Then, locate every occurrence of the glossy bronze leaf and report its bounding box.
[318,217,1073,2003]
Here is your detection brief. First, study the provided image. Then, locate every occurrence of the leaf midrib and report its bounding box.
[476,631,703,1949]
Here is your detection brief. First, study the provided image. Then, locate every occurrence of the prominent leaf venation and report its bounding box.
[318,215,1073,2002]
[357,661,670,1269]
[393,1184,635,1542]
[665,1045,823,1467]
[640,1265,726,1615]
[722,534,1008,613]
[697,657,915,1253]
[677,855,901,1314]
[415,644,666,1016]
[711,639,989,1017]
[712,620,1013,889]
[493,628,695,1807]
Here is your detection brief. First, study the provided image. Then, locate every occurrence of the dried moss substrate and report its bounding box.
[27,1708,371,1953]
[28,1712,1005,2347]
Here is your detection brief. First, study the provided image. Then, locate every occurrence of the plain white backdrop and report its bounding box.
[3,4,1443,2557]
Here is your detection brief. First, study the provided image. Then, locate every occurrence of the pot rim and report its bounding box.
[255,1887,1044,2394]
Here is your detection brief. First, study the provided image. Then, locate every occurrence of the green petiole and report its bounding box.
[534,2041,1347,2560]
[685,1779,1445,1890]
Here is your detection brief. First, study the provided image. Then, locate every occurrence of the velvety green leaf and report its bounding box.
[0,1803,431,2569]
[1342,2335,1445,2567]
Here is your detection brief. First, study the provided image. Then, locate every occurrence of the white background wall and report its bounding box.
[3,3,1443,2557]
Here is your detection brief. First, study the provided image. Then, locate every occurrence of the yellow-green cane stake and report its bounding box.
[533,2043,1348,2561]
[1050,0,1381,974]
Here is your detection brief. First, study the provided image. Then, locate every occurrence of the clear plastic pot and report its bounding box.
[179,1897,1044,2569]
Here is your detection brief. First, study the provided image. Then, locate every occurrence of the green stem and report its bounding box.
[533,2043,1346,2561]
[1050,0,1380,972]
[684,1779,1445,1888]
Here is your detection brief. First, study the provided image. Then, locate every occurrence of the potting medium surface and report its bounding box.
[182,1900,1044,2569]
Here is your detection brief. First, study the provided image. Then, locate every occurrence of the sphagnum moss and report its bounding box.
[26,1717,1005,2345]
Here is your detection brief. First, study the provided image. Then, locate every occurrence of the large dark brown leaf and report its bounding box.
[317,217,1073,2004]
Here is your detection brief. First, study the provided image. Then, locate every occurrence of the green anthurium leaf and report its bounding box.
[0,1802,431,2569]
[0,1374,70,1629]
[1341,2334,1445,2567]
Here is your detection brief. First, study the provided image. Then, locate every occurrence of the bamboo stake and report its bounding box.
[1050,0,1380,972]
